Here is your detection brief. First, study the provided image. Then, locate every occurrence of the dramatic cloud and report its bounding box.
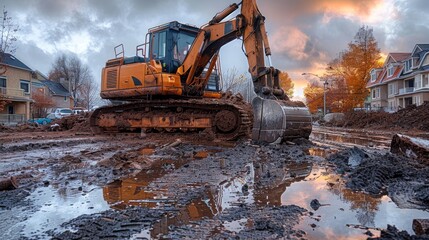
[3,0,429,98]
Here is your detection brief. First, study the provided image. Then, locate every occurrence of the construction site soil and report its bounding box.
[325,102,429,133]
[1,114,429,239]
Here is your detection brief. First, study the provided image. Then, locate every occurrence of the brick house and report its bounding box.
[0,53,34,123]
[367,44,429,112]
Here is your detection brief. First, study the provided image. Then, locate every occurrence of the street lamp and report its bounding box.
[302,73,329,117]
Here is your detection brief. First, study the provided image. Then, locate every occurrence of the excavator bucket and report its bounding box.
[252,97,312,143]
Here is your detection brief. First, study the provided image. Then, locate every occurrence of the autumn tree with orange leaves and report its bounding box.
[279,71,294,98]
[305,26,382,113]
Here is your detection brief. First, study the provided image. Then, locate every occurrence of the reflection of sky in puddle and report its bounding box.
[281,166,429,239]
[223,218,248,233]
[20,186,109,238]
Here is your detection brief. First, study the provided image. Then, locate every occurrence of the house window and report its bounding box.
[20,80,30,94]
[388,83,396,96]
[404,59,412,72]
[388,65,394,77]
[423,74,429,88]
[0,77,6,88]
[415,75,422,89]
[370,71,377,82]
[414,95,421,106]
[372,88,380,99]
[64,96,67,101]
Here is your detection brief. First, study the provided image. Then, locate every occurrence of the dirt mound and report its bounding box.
[53,113,91,132]
[373,224,429,240]
[327,102,429,131]
[327,147,429,208]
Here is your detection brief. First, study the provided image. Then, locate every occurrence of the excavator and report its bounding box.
[90,0,312,143]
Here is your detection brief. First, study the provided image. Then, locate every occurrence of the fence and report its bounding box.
[0,114,25,124]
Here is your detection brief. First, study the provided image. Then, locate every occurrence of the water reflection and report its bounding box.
[254,162,312,206]
[311,130,391,149]
[103,158,190,209]
[106,160,316,238]
[282,166,429,239]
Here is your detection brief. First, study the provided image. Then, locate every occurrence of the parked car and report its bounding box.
[72,107,87,115]
[52,108,73,118]
[46,113,56,120]
[28,117,52,125]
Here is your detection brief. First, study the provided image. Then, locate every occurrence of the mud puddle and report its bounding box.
[311,127,392,149]
[281,165,429,239]
[2,186,109,239]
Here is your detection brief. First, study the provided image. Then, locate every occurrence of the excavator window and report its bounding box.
[149,21,199,74]
[152,31,167,60]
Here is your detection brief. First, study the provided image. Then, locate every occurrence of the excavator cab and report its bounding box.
[148,21,221,92]
[148,21,199,74]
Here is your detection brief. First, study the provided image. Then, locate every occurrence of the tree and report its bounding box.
[337,26,382,110]
[279,71,294,98]
[222,67,254,102]
[0,6,19,75]
[0,7,19,110]
[31,90,55,118]
[303,81,323,113]
[79,76,98,110]
[222,67,247,92]
[48,54,95,108]
[304,26,382,112]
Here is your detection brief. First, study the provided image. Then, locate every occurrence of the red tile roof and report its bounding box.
[387,53,411,65]
[368,53,411,88]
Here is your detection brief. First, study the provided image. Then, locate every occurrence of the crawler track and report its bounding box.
[90,97,253,141]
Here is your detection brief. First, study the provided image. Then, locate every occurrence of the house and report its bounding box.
[367,44,429,112]
[40,79,73,111]
[32,71,73,112]
[0,53,34,123]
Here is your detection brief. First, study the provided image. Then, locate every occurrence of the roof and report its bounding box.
[0,53,32,72]
[385,53,411,66]
[367,63,404,88]
[412,44,429,57]
[40,80,71,97]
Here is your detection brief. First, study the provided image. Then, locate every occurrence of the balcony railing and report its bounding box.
[399,87,415,94]
[0,87,25,97]
[0,114,25,123]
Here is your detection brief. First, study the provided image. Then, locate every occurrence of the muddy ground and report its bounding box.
[324,102,429,134]
[1,123,429,239]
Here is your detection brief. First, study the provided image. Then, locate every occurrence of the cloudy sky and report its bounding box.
[4,0,429,99]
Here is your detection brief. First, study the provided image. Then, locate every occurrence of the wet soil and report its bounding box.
[324,102,429,134]
[1,125,429,239]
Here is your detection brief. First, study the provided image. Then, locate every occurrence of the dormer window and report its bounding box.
[371,72,376,82]
[404,59,412,72]
[388,65,394,77]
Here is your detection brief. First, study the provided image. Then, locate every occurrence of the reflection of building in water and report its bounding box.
[254,162,312,206]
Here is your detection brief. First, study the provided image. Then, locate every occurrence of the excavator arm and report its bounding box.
[177,0,284,100]
[177,0,312,142]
